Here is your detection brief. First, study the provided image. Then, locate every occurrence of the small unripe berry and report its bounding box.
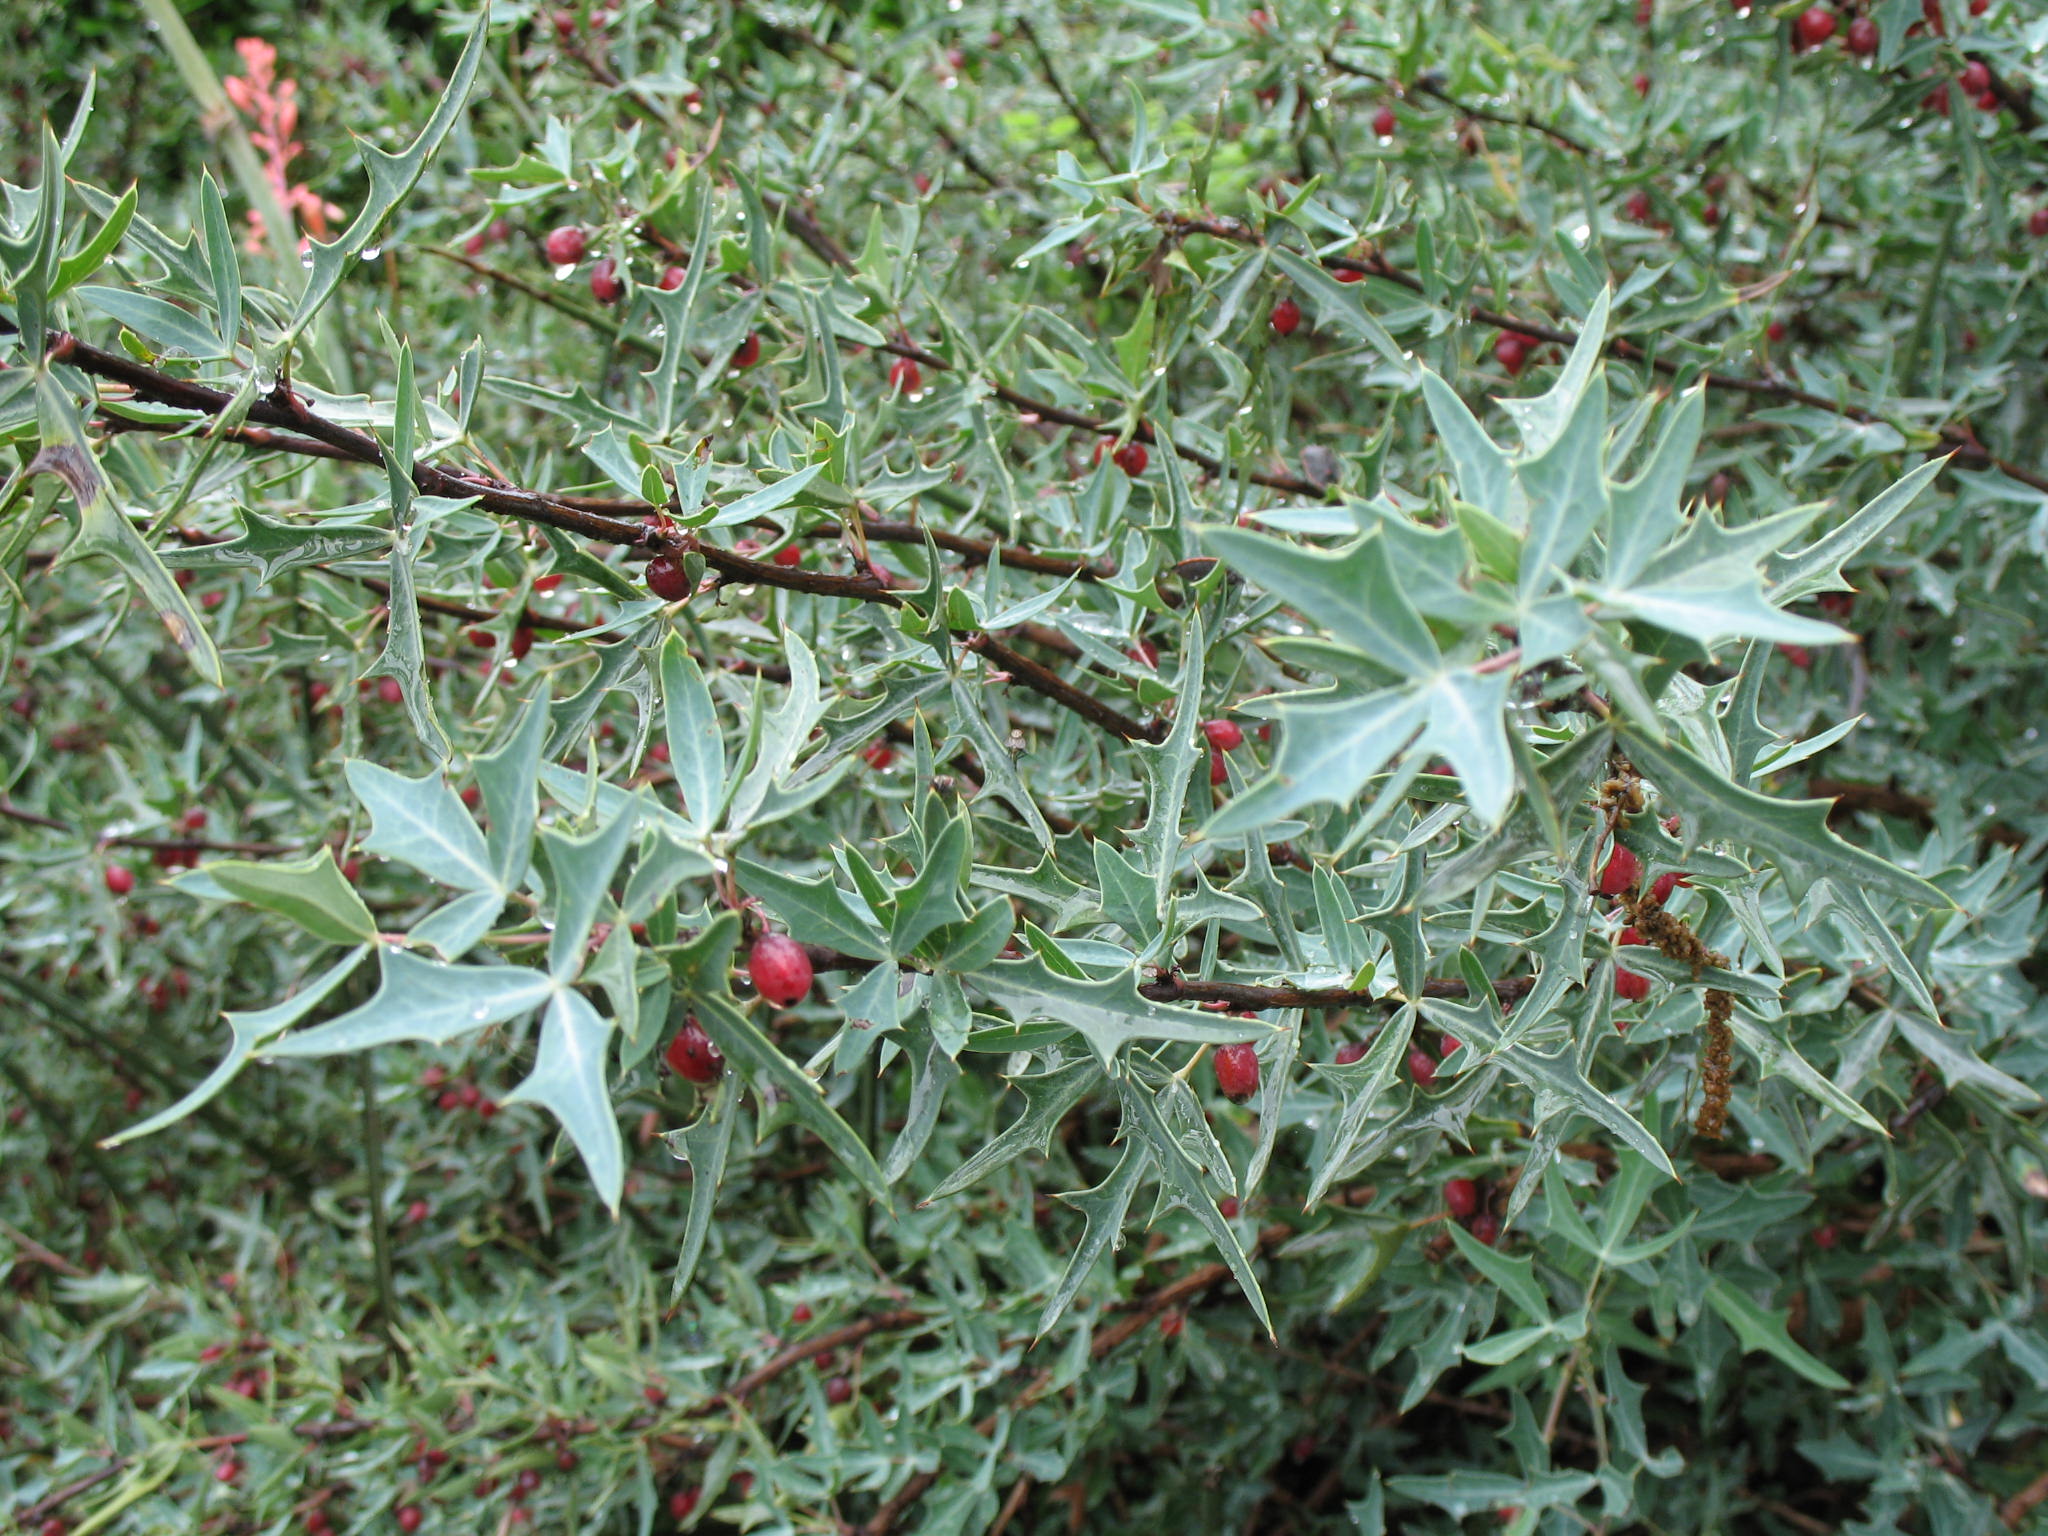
[1407,1048,1438,1088]
[104,864,136,896]
[1203,718,1244,751]
[1597,844,1641,897]
[543,225,588,266]
[748,932,814,1006]
[664,1019,724,1083]
[588,257,623,304]
[1371,105,1396,138]
[1443,1178,1479,1218]
[1213,1041,1260,1102]
[1494,332,1530,376]
[646,555,692,601]
[888,357,921,394]
[1111,441,1148,476]
[1334,1040,1367,1065]
[1269,297,1301,336]
[732,333,762,368]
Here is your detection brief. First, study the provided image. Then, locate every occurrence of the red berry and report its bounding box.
[377,677,404,706]
[460,785,482,810]
[664,1019,724,1084]
[1158,1310,1184,1337]
[513,1469,542,1498]
[644,1383,668,1405]
[1129,639,1160,668]
[733,333,762,368]
[1218,1196,1241,1218]
[1701,203,1721,228]
[1407,1048,1438,1089]
[1212,1041,1260,1102]
[1494,332,1530,376]
[589,257,623,304]
[646,555,692,601]
[183,807,207,831]
[888,357,922,394]
[1247,8,1271,34]
[404,1199,429,1225]
[1767,319,1788,343]
[1845,15,1879,51]
[1371,105,1396,137]
[1112,441,1148,476]
[1648,871,1689,906]
[1469,1213,1502,1246]
[1334,1040,1367,1065]
[1978,89,2000,112]
[104,864,135,896]
[556,1449,578,1472]
[772,544,804,567]
[1596,843,1641,897]
[1794,5,1836,46]
[342,858,361,884]
[509,626,534,662]
[1632,72,1651,98]
[658,265,686,290]
[791,1303,813,1323]
[1443,1178,1479,1218]
[1814,1223,1839,1249]
[1208,748,1229,786]
[1623,189,1653,224]
[1779,643,1814,670]
[1269,298,1301,336]
[669,1489,701,1520]
[395,1508,422,1535]
[2030,209,2048,239]
[1969,0,1988,11]
[215,1458,242,1483]
[530,573,561,593]
[1960,61,1991,96]
[748,932,814,1006]
[1923,85,1951,116]
[861,740,895,770]
[1615,967,1651,1002]
[1202,718,1244,751]
[825,1375,853,1405]
[543,226,588,266]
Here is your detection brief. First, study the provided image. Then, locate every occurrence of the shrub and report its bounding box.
[5,3,2048,1533]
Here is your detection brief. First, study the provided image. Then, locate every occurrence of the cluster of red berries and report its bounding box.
[140,968,191,1012]
[1091,437,1149,476]
[421,1064,499,1120]
[1407,1032,1462,1089]
[540,225,704,307]
[1203,716,1244,785]
[1443,1176,1501,1245]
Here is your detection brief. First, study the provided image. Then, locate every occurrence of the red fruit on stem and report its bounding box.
[1960,61,1991,96]
[1632,72,1651,98]
[1845,15,1879,52]
[557,1449,579,1472]
[1623,189,1653,223]
[1649,871,1689,905]
[1208,748,1229,786]
[733,333,762,368]
[589,257,623,304]
[1767,319,1788,342]
[1923,85,1951,116]
[792,1302,813,1323]
[1333,1040,1367,1065]
[1269,297,1301,336]
[509,627,534,662]
[1407,1048,1438,1088]
[1203,718,1244,751]
[669,1489,701,1520]
[543,225,588,266]
[1701,203,1721,228]
[377,677,404,706]
[104,865,135,896]
[1443,1178,1480,1218]
[658,265,686,290]
[1129,639,1160,668]
[664,1019,724,1083]
[1779,643,1814,670]
[1615,968,1652,1002]
[1218,1196,1241,1218]
[1814,1223,1839,1249]
[1213,1041,1260,1102]
[1494,332,1530,376]
[183,807,207,831]
[1112,441,1148,476]
[749,932,814,1006]
[888,357,922,394]
[773,544,804,567]
[1978,89,2000,111]
[1371,105,1396,138]
[861,740,895,770]
[2029,209,2048,239]
[1247,8,1271,34]
[1794,5,1836,46]
[825,1375,853,1405]
[1470,1213,1502,1246]
[513,1469,542,1498]
[1968,0,1987,11]
[1597,843,1641,897]
[1158,1310,1184,1337]
[395,1509,423,1535]
[460,785,482,809]
[646,555,692,601]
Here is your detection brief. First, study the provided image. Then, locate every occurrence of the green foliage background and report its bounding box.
[5,1,2048,1533]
